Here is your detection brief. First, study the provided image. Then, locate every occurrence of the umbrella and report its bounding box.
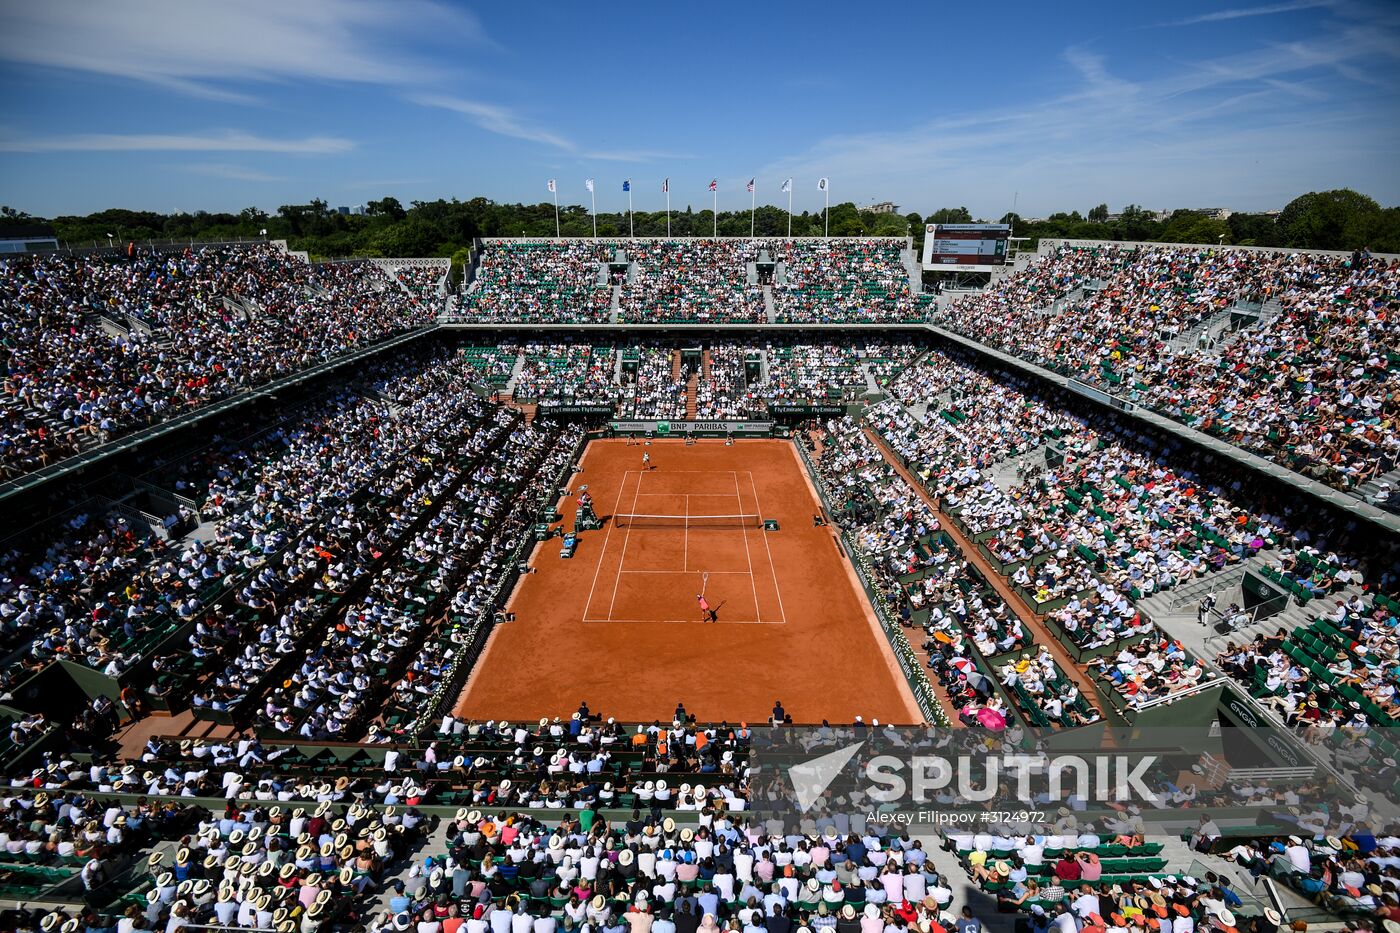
[976,708,1007,731]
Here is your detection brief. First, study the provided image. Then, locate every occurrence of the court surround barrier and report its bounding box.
[790,438,947,726]
[607,419,774,437]
[409,428,589,740]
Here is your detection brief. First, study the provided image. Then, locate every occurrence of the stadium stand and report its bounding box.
[931,244,1400,491]
[5,236,1398,933]
[772,239,923,323]
[451,242,613,323]
[618,240,764,324]
[0,245,435,481]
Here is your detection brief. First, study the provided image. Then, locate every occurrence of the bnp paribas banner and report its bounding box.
[609,420,774,435]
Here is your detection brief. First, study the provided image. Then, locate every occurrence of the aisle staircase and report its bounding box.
[701,349,713,381]
[670,350,682,382]
[1353,464,1400,513]
[685,373,698,419]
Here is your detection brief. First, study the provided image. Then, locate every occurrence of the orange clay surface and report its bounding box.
[454,438,922,726]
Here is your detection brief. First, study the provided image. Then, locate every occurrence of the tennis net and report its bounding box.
[613,513,762,529]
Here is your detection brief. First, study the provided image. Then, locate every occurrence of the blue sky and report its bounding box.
[1,0,1397,219]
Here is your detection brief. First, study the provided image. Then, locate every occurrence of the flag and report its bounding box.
[585,178,594,193]
[547,179,556,193]
[818,177,828,191]
[622,180,631,192]
[708,179,718,192]
[661,177,669,193]
[781,178,792,193]
[747,178,755,193]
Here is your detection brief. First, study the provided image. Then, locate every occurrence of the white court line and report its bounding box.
[619,569,750,574]
[747,470,790,624]
[606,467,647,620]
[582,617,778,625]
[684,494,689,573]
[581,468,632,622]
[733,470,762,622]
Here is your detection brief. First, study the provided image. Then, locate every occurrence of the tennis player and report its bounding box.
[697,593,716,623]
[642,450,652,471]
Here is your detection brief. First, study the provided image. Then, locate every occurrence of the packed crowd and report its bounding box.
[933,244,1400,490]
[383,262,449,299]
[16,788,429,933]
[950,813,1398,926]
[772,240,921,324]
[868,347,1263,710]
[619,241,764,324]
[514,345,619,405]
[376,422,586,739]
[624,349,687,420]
[0,245,437,480]
[456,243,613,323]
[1215,591,1399,736]
[1210,825,1400,919]
[2,350,474,704]
[762,346,872,404]
[696,346,765,420]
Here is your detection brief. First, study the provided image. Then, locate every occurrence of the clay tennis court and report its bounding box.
[455,438,922,725]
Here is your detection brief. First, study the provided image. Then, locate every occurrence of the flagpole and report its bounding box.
[787,185,792,238]
[553,188,560,238]
[712,185,717,238]
[591,187,597,239]
[628,187,634,238]
[666,188,671,238]
[750,184,755,239]
[824,184,830,238]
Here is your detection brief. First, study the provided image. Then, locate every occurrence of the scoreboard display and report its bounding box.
[921,223,1011,268]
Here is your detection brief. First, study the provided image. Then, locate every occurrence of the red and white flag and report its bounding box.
[707,179,717,192]
[747,178,755,193]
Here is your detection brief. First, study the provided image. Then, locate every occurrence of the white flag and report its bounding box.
[780,178,792,193]
[585,178,594,193]
[547,179,556,193]
[661,177,669,194]
[818,177,828,191]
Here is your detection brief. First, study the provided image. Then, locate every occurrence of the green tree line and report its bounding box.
[3,188,1395,281]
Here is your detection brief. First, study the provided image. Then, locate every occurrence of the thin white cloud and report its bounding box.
[0,0,483,100]
[757,25,1400,216]
[413,94,688,162]
[412,95,574,150]
[181,163,286,182]
[1063,48,1140,100]
[583,148,692,163]
[0,131,354,154]
[1163,0,1333,27]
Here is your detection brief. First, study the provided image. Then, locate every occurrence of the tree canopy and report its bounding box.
[8,188,1395,267]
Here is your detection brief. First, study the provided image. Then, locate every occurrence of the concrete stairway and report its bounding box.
[1168,306,1238,352]
[1352,464,1400,512]
[685,374,698,419]
[503,352,527,396]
